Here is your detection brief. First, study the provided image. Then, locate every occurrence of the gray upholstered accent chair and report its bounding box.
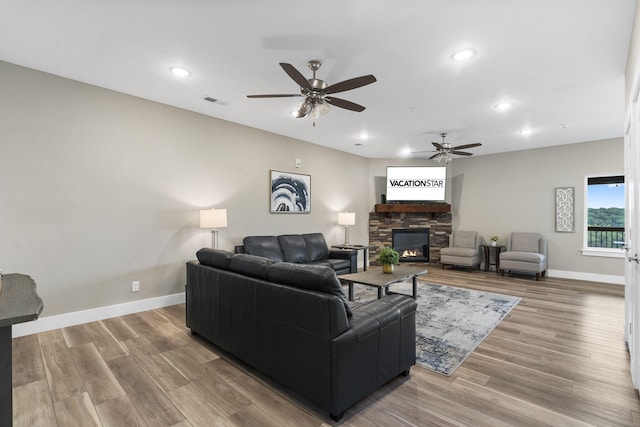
[499,232,548,281]
[440,230,481,271]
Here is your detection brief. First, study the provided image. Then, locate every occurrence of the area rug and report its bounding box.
[352,281,520,376]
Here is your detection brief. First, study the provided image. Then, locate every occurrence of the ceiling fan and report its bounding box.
[247,60,376,125]
[414,133,482,163]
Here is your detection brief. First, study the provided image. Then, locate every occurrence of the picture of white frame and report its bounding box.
[270,170,311,214]
[555,187,574,232]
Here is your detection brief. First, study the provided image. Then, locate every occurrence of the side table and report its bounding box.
[0,274,44,426]
[481,244,506,273]
[331,244,371,271]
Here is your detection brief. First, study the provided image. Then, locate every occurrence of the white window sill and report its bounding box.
[581,248,625,258]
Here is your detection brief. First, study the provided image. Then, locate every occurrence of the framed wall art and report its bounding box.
[270,170,311,213]
[555,186,575,232]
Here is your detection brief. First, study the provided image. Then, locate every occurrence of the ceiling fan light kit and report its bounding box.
[247,60,376,125]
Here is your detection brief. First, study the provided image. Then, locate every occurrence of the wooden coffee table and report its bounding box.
[339,265,428,301]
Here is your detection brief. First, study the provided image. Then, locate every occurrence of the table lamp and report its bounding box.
[200,208,227,249]
[338,212,355,245]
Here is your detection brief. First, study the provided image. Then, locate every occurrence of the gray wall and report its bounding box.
[0,60,369,317]
[0,59,624,320]
[370,139,624,277]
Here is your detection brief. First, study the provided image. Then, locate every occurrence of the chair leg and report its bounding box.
[535,273,540,281]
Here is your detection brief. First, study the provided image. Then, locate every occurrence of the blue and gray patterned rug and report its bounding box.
[352,281,521,376]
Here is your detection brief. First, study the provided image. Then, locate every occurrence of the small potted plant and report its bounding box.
[378,247,400,273]
[490,236,499,247]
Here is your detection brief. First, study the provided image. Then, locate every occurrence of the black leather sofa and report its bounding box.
[186,248,417,421]
[234,233,357,274]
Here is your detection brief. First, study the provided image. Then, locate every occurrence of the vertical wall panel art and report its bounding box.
[555,187,575,232]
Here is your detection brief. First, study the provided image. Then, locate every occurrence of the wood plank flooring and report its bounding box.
[12,269,640,426]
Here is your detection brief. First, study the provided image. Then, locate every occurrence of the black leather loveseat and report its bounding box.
[186,248,417,421]
[234,233,357,274]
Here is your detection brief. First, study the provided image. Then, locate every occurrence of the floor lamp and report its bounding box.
[338,212,355,245]
[200,208,227,249]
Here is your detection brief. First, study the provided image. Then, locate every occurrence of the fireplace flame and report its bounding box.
[402,250,418,257]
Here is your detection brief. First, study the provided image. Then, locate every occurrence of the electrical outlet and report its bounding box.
[132,281,140,292]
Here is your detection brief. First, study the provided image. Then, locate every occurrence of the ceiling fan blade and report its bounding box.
[450,150,473,156]
[323,75,377,95]
[279,63,312,91]
[324,96,366,112]
[432,142,444,150]
[247,94,301,98]
[452,143,482,150]
[428,153,440,160]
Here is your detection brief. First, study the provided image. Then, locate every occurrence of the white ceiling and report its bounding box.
[0,0,636,159]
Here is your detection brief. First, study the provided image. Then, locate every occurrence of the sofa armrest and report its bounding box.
[329,249,358,273]
[330,294,416,415]
[328,249,355,259]
[539,238,548,269]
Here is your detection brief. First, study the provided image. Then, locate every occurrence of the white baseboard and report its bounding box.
[12,292,186,338]
[10,269,624,338]
[547,269,625,285]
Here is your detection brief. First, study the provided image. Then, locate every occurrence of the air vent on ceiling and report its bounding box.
[203,96,228,106]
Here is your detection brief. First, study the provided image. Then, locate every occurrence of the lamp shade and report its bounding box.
[200,208,227,229]
[338,212,355,226]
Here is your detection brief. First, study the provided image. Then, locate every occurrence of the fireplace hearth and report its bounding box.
[392,229,430,262]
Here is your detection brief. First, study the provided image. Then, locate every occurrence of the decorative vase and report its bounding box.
[382,264,394,274]
[491,241,497,247]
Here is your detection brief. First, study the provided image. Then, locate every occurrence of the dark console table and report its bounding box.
[0,274,43,426]
[481,244,506,273]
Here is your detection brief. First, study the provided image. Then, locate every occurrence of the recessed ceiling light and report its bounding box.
[520,129,534,136]
[451,48,477,61]
[494,102,514,111]
[169,67,191,77]
[359,132,369,140]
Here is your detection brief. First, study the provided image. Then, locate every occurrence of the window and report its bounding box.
[583,175,625,257]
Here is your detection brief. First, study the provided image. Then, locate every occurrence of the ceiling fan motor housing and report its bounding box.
[302,79,328,97]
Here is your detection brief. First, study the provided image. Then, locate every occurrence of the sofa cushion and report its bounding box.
[229,254,276,280]
[267,263,352,317]
[500,251,545,264]
[243,236,284,262]
[452,231,477,249]
[511,232,541,252]
[303,233,330,261]
[278,235,310,263]
[440,247,478,257]
[306,258,352,273]
[196,248,234,270]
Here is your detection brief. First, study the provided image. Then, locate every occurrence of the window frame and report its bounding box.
[581,174,625,258]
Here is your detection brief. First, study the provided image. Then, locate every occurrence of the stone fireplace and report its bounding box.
[369,203,452,266]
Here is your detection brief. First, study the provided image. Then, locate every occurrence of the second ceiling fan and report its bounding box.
[414,133,482,163]
[247,60,376,124]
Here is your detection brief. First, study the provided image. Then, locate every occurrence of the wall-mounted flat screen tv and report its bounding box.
[385,166,446,201]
